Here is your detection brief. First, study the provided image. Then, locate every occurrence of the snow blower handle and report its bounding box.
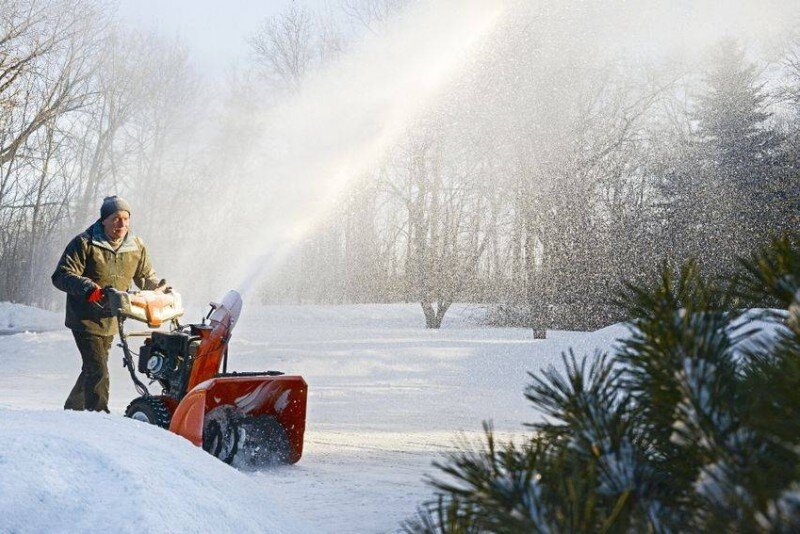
[116,316,150,397]
[103,287,150,397]
[116,314,150,397]
[101,287,127,318]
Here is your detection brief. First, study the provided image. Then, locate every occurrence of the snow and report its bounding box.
[0,301,623,532]
[597,439,638,496]
[0,410,306,534]
[759,483,800,529]
[0,301,61,335]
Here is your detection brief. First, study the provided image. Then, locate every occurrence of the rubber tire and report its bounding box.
[125,396,171,429]
[203,413,291,467]
[203,418,239,464]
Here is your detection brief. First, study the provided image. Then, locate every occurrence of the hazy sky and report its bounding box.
[114,0,328,72]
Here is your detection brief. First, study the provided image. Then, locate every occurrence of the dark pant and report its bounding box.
[64,331,113,412]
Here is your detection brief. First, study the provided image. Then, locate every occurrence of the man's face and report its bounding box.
[102,211,129,241]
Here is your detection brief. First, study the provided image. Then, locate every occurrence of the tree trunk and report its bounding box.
[421,301,436,328]
[421,300,451,329]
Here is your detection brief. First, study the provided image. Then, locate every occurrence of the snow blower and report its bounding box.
[103,288,307,466]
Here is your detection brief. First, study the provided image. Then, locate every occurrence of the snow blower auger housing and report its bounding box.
[107,288,307,466]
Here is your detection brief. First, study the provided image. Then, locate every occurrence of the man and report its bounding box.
[52,196,168,412]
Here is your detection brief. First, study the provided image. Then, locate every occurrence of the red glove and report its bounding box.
[87,286,104,303]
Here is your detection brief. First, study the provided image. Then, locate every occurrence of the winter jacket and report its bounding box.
[52,221,162,335]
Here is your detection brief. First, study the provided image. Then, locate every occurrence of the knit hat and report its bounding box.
[100,195,131,221]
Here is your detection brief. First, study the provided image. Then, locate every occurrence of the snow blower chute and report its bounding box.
[105,288,307,466]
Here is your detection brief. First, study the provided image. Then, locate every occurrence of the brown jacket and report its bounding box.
[52,221,162,335]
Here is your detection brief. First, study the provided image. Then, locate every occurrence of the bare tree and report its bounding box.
[340,0,410,34]
[0,0,96,170]
[379,124,492,328]
[249,4,316,94]
[0,0,102,304]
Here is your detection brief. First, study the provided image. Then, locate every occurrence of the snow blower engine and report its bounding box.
[104,288,307,467]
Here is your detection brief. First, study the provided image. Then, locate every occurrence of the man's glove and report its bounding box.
[86,286,104,303]
[154,279,173,294]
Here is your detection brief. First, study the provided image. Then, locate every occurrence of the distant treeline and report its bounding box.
[1,1,798,331]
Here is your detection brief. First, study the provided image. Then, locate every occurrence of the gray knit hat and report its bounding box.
[100,195,131,220]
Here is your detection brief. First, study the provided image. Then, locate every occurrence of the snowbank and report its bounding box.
[0,301,61,334]
[0,409,306,533]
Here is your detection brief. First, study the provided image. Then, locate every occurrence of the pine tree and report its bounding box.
[693,38,784,272]
[405,236,800,532]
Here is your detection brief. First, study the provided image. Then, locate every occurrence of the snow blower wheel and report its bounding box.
[203,418,239,464]
[125,396,171,428]
[237,415,292,467]
[203,410,291,467]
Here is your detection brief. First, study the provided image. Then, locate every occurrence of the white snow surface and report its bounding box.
[0,301,61,334]
[0,410,305,533]
[0,301,627,533]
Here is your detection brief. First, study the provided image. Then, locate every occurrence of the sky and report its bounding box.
[114,0,329,72]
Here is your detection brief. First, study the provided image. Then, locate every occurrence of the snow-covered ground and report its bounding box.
[0,301,61,335]
[0,301,625,533]
[0,409,307,533]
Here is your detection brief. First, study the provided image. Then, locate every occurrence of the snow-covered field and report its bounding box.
[0,301,624,533]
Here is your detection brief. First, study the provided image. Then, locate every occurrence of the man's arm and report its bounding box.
[133,239,163,291]
[51,237,97,297]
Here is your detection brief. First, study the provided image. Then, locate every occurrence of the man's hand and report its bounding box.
[153,279,172,294]
[86,285,104,303]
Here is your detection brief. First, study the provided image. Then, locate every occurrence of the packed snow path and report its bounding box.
[0,302,623,532]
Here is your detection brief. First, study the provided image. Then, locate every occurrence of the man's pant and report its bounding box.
[64,331,113,412]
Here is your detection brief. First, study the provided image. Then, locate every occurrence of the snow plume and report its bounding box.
[180,0,507,301]
[146,0,799,304]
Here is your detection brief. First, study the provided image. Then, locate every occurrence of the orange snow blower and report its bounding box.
[105,288,307,466]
